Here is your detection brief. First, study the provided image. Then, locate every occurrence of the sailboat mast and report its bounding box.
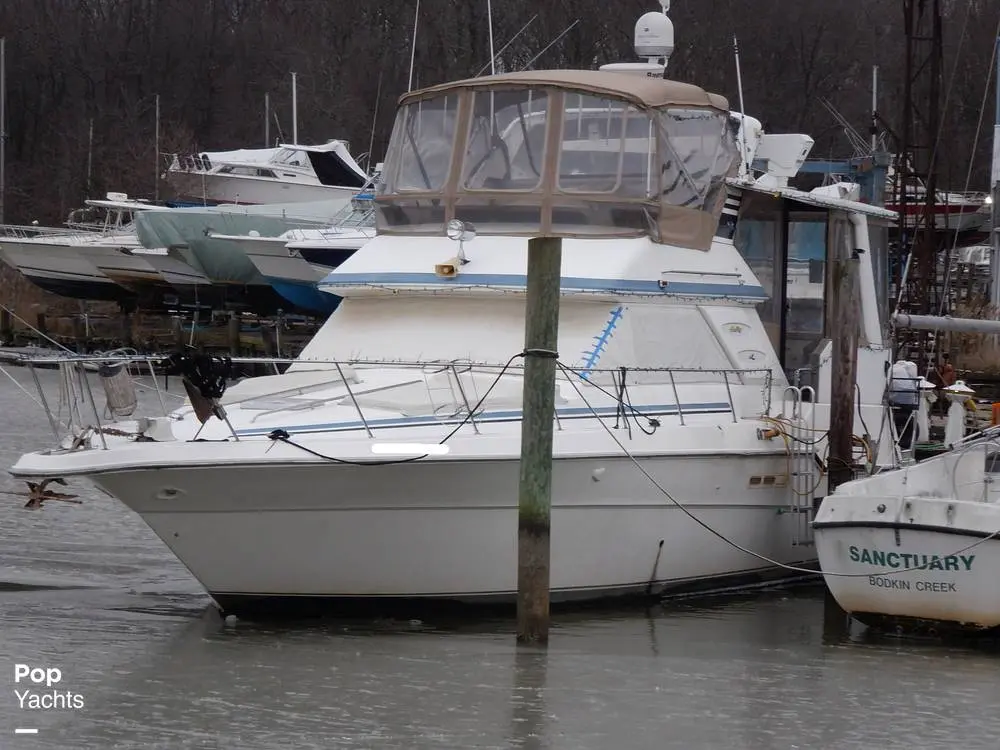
[154,93,160,202]
[992,35,1000,310]
[0,37,6,225]
[407,0,420,92]
[291,72,298,145]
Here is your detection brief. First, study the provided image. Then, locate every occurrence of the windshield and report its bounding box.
[557,95,655,197]
[271,148,308,167]
[376,84,736,244]
[387,95,460,192]
[462,89,549,191]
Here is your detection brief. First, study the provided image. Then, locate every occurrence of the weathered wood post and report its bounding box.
[517,235,562,645]
[822,213,862,630]
[172,315,184,350]
[260,323,280,375]
[827,219,861,491]
[0,306,12,344]
[120,311,133,348]
[71,315,85,353]
[228,312,241,357]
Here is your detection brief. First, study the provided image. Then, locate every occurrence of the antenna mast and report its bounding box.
[154,93,160,201]
[486,0,496,75]
[291,72,298,145]
[871,65,879,152]
[733,36,750,180]
[407,0,420,92]
[0,37,6,225]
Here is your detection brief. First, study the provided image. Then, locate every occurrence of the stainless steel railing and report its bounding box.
[16,353,776,449]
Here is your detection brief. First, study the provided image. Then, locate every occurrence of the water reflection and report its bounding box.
[4,369,1000,748]
[510,646,549,750]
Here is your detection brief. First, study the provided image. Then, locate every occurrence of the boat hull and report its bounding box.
[88,453,816,618]
[166,173,356,206]
[0,240,136,303]
[267,279,340,316]
[814,498,1000,635]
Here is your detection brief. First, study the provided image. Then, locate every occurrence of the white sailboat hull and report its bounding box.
[89,451,814,615]
[814,494,1000,634]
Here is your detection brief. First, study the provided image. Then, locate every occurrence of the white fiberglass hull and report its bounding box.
[814,494,1000,635]
[230,235,323,284]
[86,451,813,616]
[75,242,170,285]
[167,173,357,206]
[0,238,133,302]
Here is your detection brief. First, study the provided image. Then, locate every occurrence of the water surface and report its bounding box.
[1,365,998,749]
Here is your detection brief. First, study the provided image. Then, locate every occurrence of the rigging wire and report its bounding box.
[937,10,1000,317]
[892,0,975,327]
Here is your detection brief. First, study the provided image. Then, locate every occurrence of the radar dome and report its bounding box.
[634,11,673,60]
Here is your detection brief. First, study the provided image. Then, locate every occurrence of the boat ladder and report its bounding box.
[781,386,820,548]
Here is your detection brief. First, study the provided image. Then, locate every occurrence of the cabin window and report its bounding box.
[390,95,459,192]
[734,192,784,357]
[784,212,827,373]
[463,90,549,191]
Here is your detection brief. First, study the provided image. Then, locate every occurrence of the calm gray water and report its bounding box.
[1,365,999,749]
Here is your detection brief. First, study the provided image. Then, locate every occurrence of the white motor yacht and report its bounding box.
[9,5,900,619]
[164,141,369,206]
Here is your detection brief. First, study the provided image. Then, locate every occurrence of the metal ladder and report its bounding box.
[781,386,820,548]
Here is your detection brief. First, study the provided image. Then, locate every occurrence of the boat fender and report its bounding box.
[98,363,138,418]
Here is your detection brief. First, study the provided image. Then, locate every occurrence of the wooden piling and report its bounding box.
[516,236,562,645]
[35,312,47,338]
[260,323,280,375]
[71,316,85,353]
[172,316,184,350]
[227,312,241,357]
[0,307,12,343]
[120,311,133,347]
[828,234,861,491]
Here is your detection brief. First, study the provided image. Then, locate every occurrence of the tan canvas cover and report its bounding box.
[399,70,729,112]
[380,71,735,251]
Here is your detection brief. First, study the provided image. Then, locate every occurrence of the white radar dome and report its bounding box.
[634,11,674,60]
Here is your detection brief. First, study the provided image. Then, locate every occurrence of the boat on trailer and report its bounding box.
[8,3,900,619]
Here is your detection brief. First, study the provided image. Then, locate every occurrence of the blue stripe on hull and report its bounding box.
[236,402,734,437]
[320,272,766,299]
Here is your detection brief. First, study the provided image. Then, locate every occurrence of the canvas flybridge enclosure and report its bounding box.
[375,70,737,250]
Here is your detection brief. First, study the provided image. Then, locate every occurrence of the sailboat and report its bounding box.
[811,39,1000,637]
[9,2,900,619]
